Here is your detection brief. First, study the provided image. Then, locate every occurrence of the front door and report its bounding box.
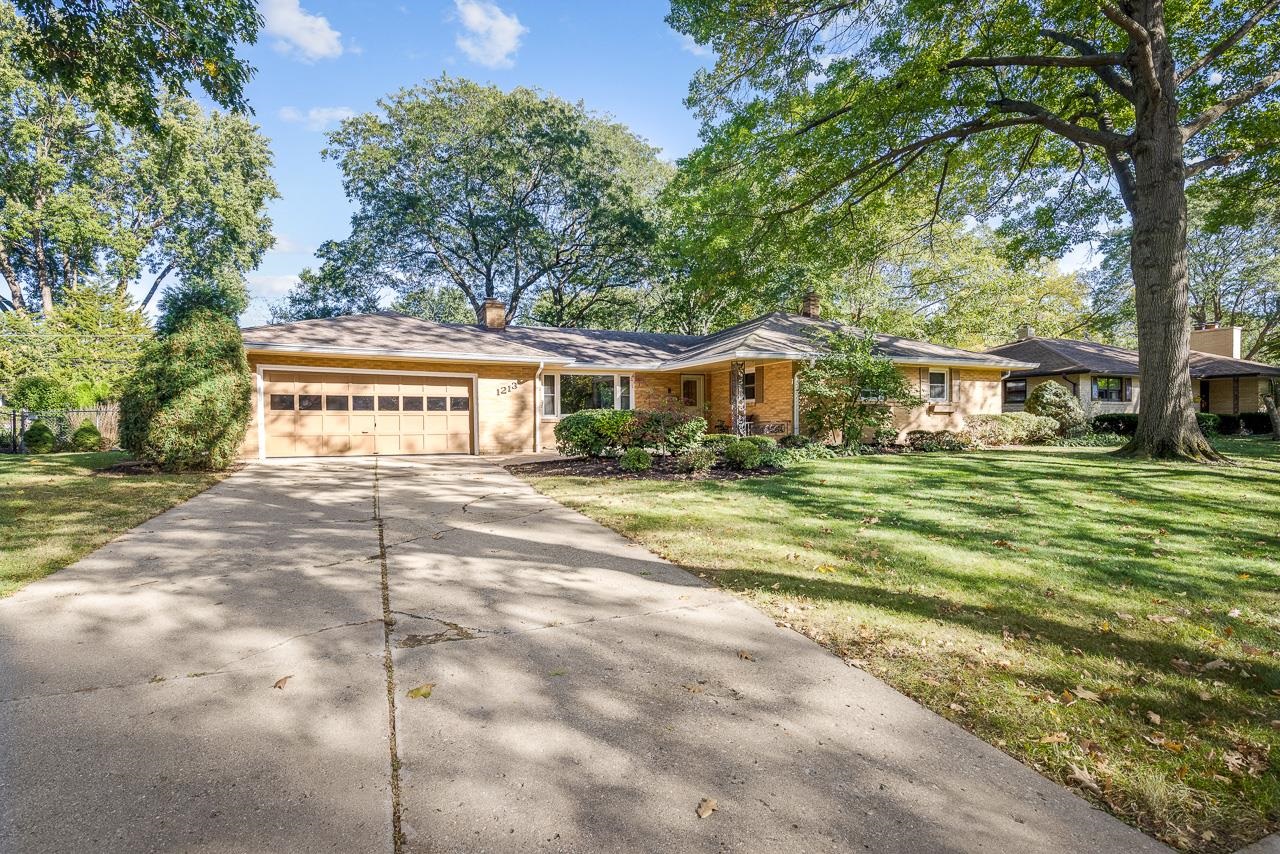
[680,374,704,415]
[1199,380,1211,413]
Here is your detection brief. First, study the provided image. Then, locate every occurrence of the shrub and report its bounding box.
[744,435,776,451]
[554,409,635,457]
[1240,412,1273,434]
[1046,432,1126,447]
[618,447,652,473]
[906,429,973,453]
[1196,412,1221,435]
[70,419,103,451]
[119,309,252,472]
[1217,413,1241,435]
[965,413,1059,447]
[778,433,813,449]
[10,376,73,411]
[700,433,738,453]
[1025,382,1088,436]
[1092,412,1138,436]
[23,420,57,453]
[675,446,717,474]
[723,439,763,470]
[625,409,705,455]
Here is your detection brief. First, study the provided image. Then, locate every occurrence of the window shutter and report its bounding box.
[1123,377,1133,401]
[756,367,764,403]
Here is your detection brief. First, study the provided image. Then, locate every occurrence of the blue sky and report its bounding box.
[216,0,711,325]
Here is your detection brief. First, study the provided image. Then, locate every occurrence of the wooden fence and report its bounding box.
[1,406,120,453]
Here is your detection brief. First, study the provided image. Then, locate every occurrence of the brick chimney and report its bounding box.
[1017,323,1035,340]
[800,290,821,319]
[1190,323,1241,359]
[481,298,507,330]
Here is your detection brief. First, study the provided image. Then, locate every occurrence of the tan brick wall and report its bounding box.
[891,367,1004,437]
[243,352,538,457]
[1205,376,1265,415]
[633,372,686,411]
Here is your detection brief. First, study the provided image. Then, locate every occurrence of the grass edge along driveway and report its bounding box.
[518,439,1280,854]
[0,451,226,597]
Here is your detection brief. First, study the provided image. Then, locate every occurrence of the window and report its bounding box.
[744,370,756,403]
[426,396,447,411]
[298,394,322,411]
[542,374,556,416]
[681,378,700,407]
[325,395,348,411]
[543,374,634,417]
[1004,379,1027,405]
[449,396,470,411]
[378,395,400,411]
[859,389,886,403]
[269,394,295,411]
[403,396,424,411]
[928,369,949,402]
[351,395,374,411]
[1092,376,1126,402]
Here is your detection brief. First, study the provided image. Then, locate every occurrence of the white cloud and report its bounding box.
[453,0,526,68]
[278,105,355,131]
[261,0,343,61]
[678,34,712,58]
[271,233,307,253]
[249,273,301,295]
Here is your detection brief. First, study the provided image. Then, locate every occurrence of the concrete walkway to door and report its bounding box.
[0,457,1167,853]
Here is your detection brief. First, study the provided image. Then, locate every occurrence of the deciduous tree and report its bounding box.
[669,0,1280,461]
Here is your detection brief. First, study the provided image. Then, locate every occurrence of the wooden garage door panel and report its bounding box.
[262,370,471,458]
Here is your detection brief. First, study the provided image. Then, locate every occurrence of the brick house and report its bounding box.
[986,325,1280,417]
[237,299,1033,460]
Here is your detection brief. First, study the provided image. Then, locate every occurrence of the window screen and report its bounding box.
[928,370,948,402]
[543,375,557,416]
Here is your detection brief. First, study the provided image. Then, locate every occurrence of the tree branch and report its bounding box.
[988,97,1128,148]
[1041,29,1137,101]
[946,53,1125,70]
[1100,3,1162,100]
[1179,0,1280,84]
[139,261,175,309]
[1182,69,1280,139]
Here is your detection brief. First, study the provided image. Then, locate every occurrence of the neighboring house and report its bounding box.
[237,298,1032,459]
[986,325,1280,417]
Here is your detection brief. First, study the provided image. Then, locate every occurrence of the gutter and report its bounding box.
[243,342,569,366]
[534,361,544,451]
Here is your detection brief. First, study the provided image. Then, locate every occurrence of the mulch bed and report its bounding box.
[504,455,779,482]
[95,460,245,477]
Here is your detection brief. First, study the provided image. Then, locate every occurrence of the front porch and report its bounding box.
[633,359,799,436]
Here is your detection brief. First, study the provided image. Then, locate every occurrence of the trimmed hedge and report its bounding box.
[554,408,707,458]
[70,419,103,451]
[1196,412,1221,435]
[1217,413,1241,435]
[625,409,705,455]
[1241,412,1274,434]
[906,429,974,452]
[119,309,251,472]
[676,446,716,474]
[1094,411,1224,436]
[965,413,1059,447]
[23,420,57,454]
[618,447,652,472]
[10,376,73,411]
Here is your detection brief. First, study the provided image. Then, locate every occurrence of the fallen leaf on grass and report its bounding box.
[696,798,718,819]
[1066,764,1103,796]
[1039,732,1069,744]
[1073,687,1101,702]
[1242,643,1264,656]
[949,703,967,713]
[1114,612,1135,622]
[815,564,838,574]
[992,539,1014,549]
[1147,614,1178,624]
[737,650,755,661]
[1228,608,1242,618]
[406,682,435,700]
[273,675,292,690]
[1146,711,1162,726]
[1202,659,1230,671]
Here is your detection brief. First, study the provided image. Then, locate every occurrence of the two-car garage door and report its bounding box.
[262,369,473,457]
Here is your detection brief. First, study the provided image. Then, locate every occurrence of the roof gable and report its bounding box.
[987,336,1280,378]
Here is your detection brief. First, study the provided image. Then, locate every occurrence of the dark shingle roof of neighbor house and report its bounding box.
[243,310,1035,370]
[986,336,1280,379]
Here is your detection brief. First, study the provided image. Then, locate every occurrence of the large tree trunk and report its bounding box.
[1263,379,1280,439]
[1115,1,1224,462]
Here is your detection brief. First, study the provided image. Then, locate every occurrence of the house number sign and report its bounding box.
[495,381,520,395]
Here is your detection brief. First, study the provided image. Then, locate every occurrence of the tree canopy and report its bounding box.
[668,0,1280,460]
[10,0,258,129]
[274,76,670,326]
[0,7,276,319]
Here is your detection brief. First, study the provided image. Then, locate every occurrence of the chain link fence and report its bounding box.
[1,406,120,453]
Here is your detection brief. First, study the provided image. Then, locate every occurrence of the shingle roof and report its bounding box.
[986,336,1280,378]
[240,312,562,363]
[242,310,1034,371]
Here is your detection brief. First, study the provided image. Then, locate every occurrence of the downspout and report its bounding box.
[534,361,544,452]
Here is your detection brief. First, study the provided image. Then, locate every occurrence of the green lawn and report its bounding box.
[519,438,1280,853]
[0,452,225,597]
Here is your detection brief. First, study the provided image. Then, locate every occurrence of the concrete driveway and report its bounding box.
[0,456,1166,853]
